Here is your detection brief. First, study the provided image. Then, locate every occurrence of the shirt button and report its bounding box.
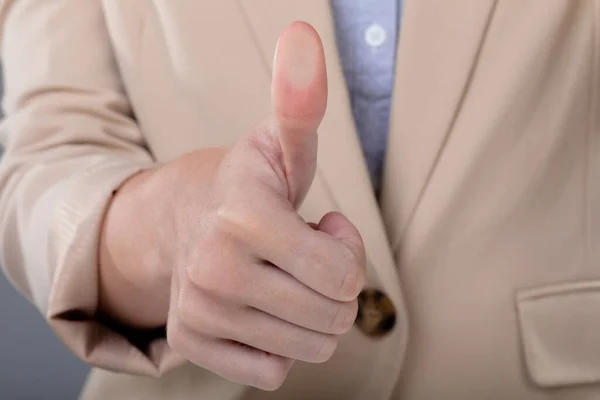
[364,23,387,48]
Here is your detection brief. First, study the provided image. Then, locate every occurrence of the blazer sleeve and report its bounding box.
[0,0,184,377]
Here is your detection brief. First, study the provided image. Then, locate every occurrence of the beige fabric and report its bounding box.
[0,0,598,398]
[517,280,600,388]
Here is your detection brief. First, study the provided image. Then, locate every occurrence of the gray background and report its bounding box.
[0,68,90,399]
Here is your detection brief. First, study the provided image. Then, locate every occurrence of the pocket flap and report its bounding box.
[517,280,600,388]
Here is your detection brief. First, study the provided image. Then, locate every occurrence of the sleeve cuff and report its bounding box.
[45,160,186,377]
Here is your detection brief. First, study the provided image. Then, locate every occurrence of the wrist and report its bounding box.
[99,165,172,328]
[98,147,229,329]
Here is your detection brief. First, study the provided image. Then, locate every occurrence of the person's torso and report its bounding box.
[83,1,600,399]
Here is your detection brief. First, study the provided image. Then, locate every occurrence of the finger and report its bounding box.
[252,213,364,302]
[177,290,338,364]
[270,21,327,207]
[212,197,365,302]
[189,241,358,335]
[214,199,361,302]
[168,270,294,390]
[240,262,358,335]
[169,321,294,391]
[316,211,367,285]
[184,202,358,333]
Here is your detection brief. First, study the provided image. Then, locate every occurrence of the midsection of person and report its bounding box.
[95,1,600,398]
[2,1,600,399]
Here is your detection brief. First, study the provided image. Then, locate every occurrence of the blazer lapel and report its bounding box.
[238,1,401,284]
[381,0,499,249]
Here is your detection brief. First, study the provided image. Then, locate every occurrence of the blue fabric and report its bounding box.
[330,0,402,191]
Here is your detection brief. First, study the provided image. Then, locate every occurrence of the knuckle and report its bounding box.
[186,230,223,288]
[338,247,366,300]
[185,239,249,303]
[186,211,248,290]
[195,300,229,337]
[330,300,359,334]
[311,335,338,364]
[205,265,246,303]
[200,309,229,337]
[337,268,359,301]
[175,284,198,326]
[299,239,340,297]
[198,320,220,338]
[218,267,246,300]
[256,363,289,391]
[185,261,215,289]
[213,200,248,239]
[344,240,366,274]
[176,288,229,337]
[186,261,229,295]
[166,318,187,353]
[296,233,324,266]
[188,260,249,305]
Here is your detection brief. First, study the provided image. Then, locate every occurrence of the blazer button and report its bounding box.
[355,289,396,338]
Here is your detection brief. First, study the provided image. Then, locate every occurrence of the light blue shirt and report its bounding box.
[330,0,402,192]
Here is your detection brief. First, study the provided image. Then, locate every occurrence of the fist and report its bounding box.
[165,22,366,390]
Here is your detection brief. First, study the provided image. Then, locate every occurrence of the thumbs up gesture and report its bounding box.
[163,22,366,390]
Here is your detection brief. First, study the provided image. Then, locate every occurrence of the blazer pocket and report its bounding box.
[516,280,600,388]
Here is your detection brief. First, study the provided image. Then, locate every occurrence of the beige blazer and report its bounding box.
[0,0,599,399]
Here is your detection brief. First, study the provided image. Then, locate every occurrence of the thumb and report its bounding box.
[270,21,328,208]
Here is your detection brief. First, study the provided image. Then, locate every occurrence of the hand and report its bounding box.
[165,22,366,390]
[102,21,366,391]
